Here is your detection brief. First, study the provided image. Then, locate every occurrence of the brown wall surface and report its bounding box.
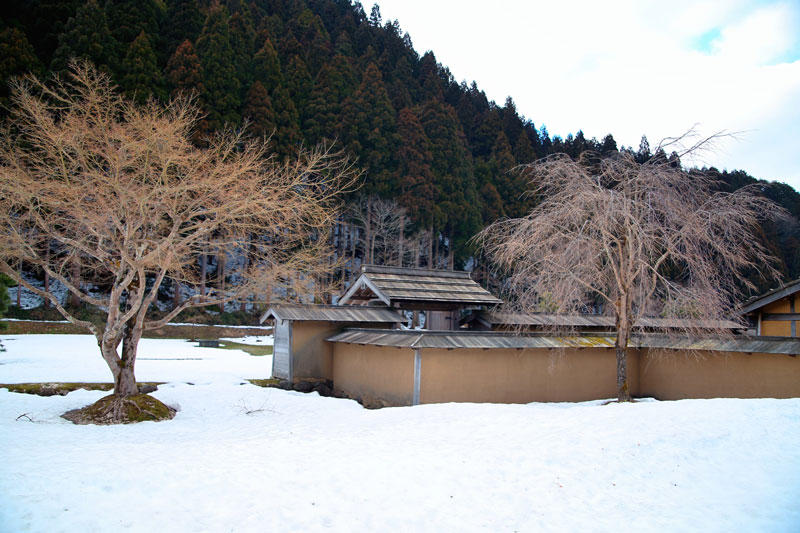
[419,347,637,404]
[291,321,339,381]
[638,349,800,399]
[332,343,414,406]
[291,321,391,381]
[329,342,800,406]
[760,295,799,337]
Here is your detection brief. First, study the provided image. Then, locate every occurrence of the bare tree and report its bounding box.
[478,137,782,401]
[0,63,357,410]
[350,195,407,266]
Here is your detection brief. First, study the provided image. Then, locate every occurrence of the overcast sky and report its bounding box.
[374,0,800,190]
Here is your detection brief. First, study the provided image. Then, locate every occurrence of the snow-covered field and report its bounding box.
[1,335,799,532]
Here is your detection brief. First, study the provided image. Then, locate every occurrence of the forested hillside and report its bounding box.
[2,0,798,298]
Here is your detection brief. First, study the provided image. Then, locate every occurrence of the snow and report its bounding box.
[220,335,274,346]
[1,335,799,532]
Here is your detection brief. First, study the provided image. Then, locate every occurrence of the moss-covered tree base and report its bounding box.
[62,394,176,425]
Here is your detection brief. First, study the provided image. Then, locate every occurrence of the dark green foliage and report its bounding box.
[394,107,436,228]
[269,84,301,157]
[285,55,313,112]
[242,80,276,138]
[121,31,165,103]
[0,273,12,322]
[166,39,204,98]
[341,62,398,196]
[0,27,41,109]
[4,0,800,277]
[303,54,357,144]
[253,38,283,92]
[105,0,162,46]
[51,0,119,73]
[195,6,241,131]
[164,0,204,53]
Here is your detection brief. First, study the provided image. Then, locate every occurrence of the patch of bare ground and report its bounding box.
[61,394,176,425]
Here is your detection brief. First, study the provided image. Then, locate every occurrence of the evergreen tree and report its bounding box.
[229,8,257,91]
[51,0,119,73]
[418,99,480,265]
[285,54,313,113]
[394,107,436,229]
[303,54,357,144]
[269,84,301,157]
[0,27,40,109]
[341,62,398,196]
[242,81,276,138]
[195,6,241,130]
[121,31,165,104]
[513,128,537,163]
[165,39,204,98]
[104,0,162,46]
[253,38,283,92]
[293,9,331,75]
[600,134,618,156]
[163,0,204,54]
[501,96,524,146]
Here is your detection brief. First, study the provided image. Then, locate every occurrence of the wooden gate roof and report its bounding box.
[338,265,502,307]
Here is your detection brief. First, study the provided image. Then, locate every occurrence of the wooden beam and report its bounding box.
[762,313,800,321]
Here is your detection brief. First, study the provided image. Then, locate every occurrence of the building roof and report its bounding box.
[471,311,744,330]
[260,304,405,324]
[739,278,800,315]
[338,265,502,307]
[326,328,800,355]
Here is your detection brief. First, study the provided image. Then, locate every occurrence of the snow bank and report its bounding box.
[1,335,798,532]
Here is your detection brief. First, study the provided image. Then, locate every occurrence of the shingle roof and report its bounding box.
[739,278,800,315]
[476,312,744,330]
[339,265,502,306]
[260,304,405,324]
[326,328,800,355]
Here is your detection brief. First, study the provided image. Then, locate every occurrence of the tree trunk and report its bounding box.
[398,217,405,267]
[173,278,182,308]
[614,300,632,402]
[117,324,142,397]
[217,248,226,313]
[43,246,50,308]
[70,258,81,307]
[16,258,21,307]
[432,228,438,269]
[199,250,207,301]
[447,233,454,270]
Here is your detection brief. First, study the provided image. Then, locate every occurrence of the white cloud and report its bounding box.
[375,0,800,188]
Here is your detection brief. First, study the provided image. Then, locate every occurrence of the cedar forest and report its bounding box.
[1,0,799,311]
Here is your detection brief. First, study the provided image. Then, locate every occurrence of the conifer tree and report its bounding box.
[293,9,332,75]
[394,107,436,229]
[121,31,165,104]
[51,0,119,73]
[242,81,276,138]
[513,129,537,164]
[195,6,241,130]
[165,39,204,98]
[303,55,357,144]
[418,99,480,265]
[341,62,398,196]
[104,0,162,46]
[164,0,204,54]
[253,38,283,92]
[285,55,313,112]
[270,84,301,157]
[0,28,41,109]
[229,8,257,90]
